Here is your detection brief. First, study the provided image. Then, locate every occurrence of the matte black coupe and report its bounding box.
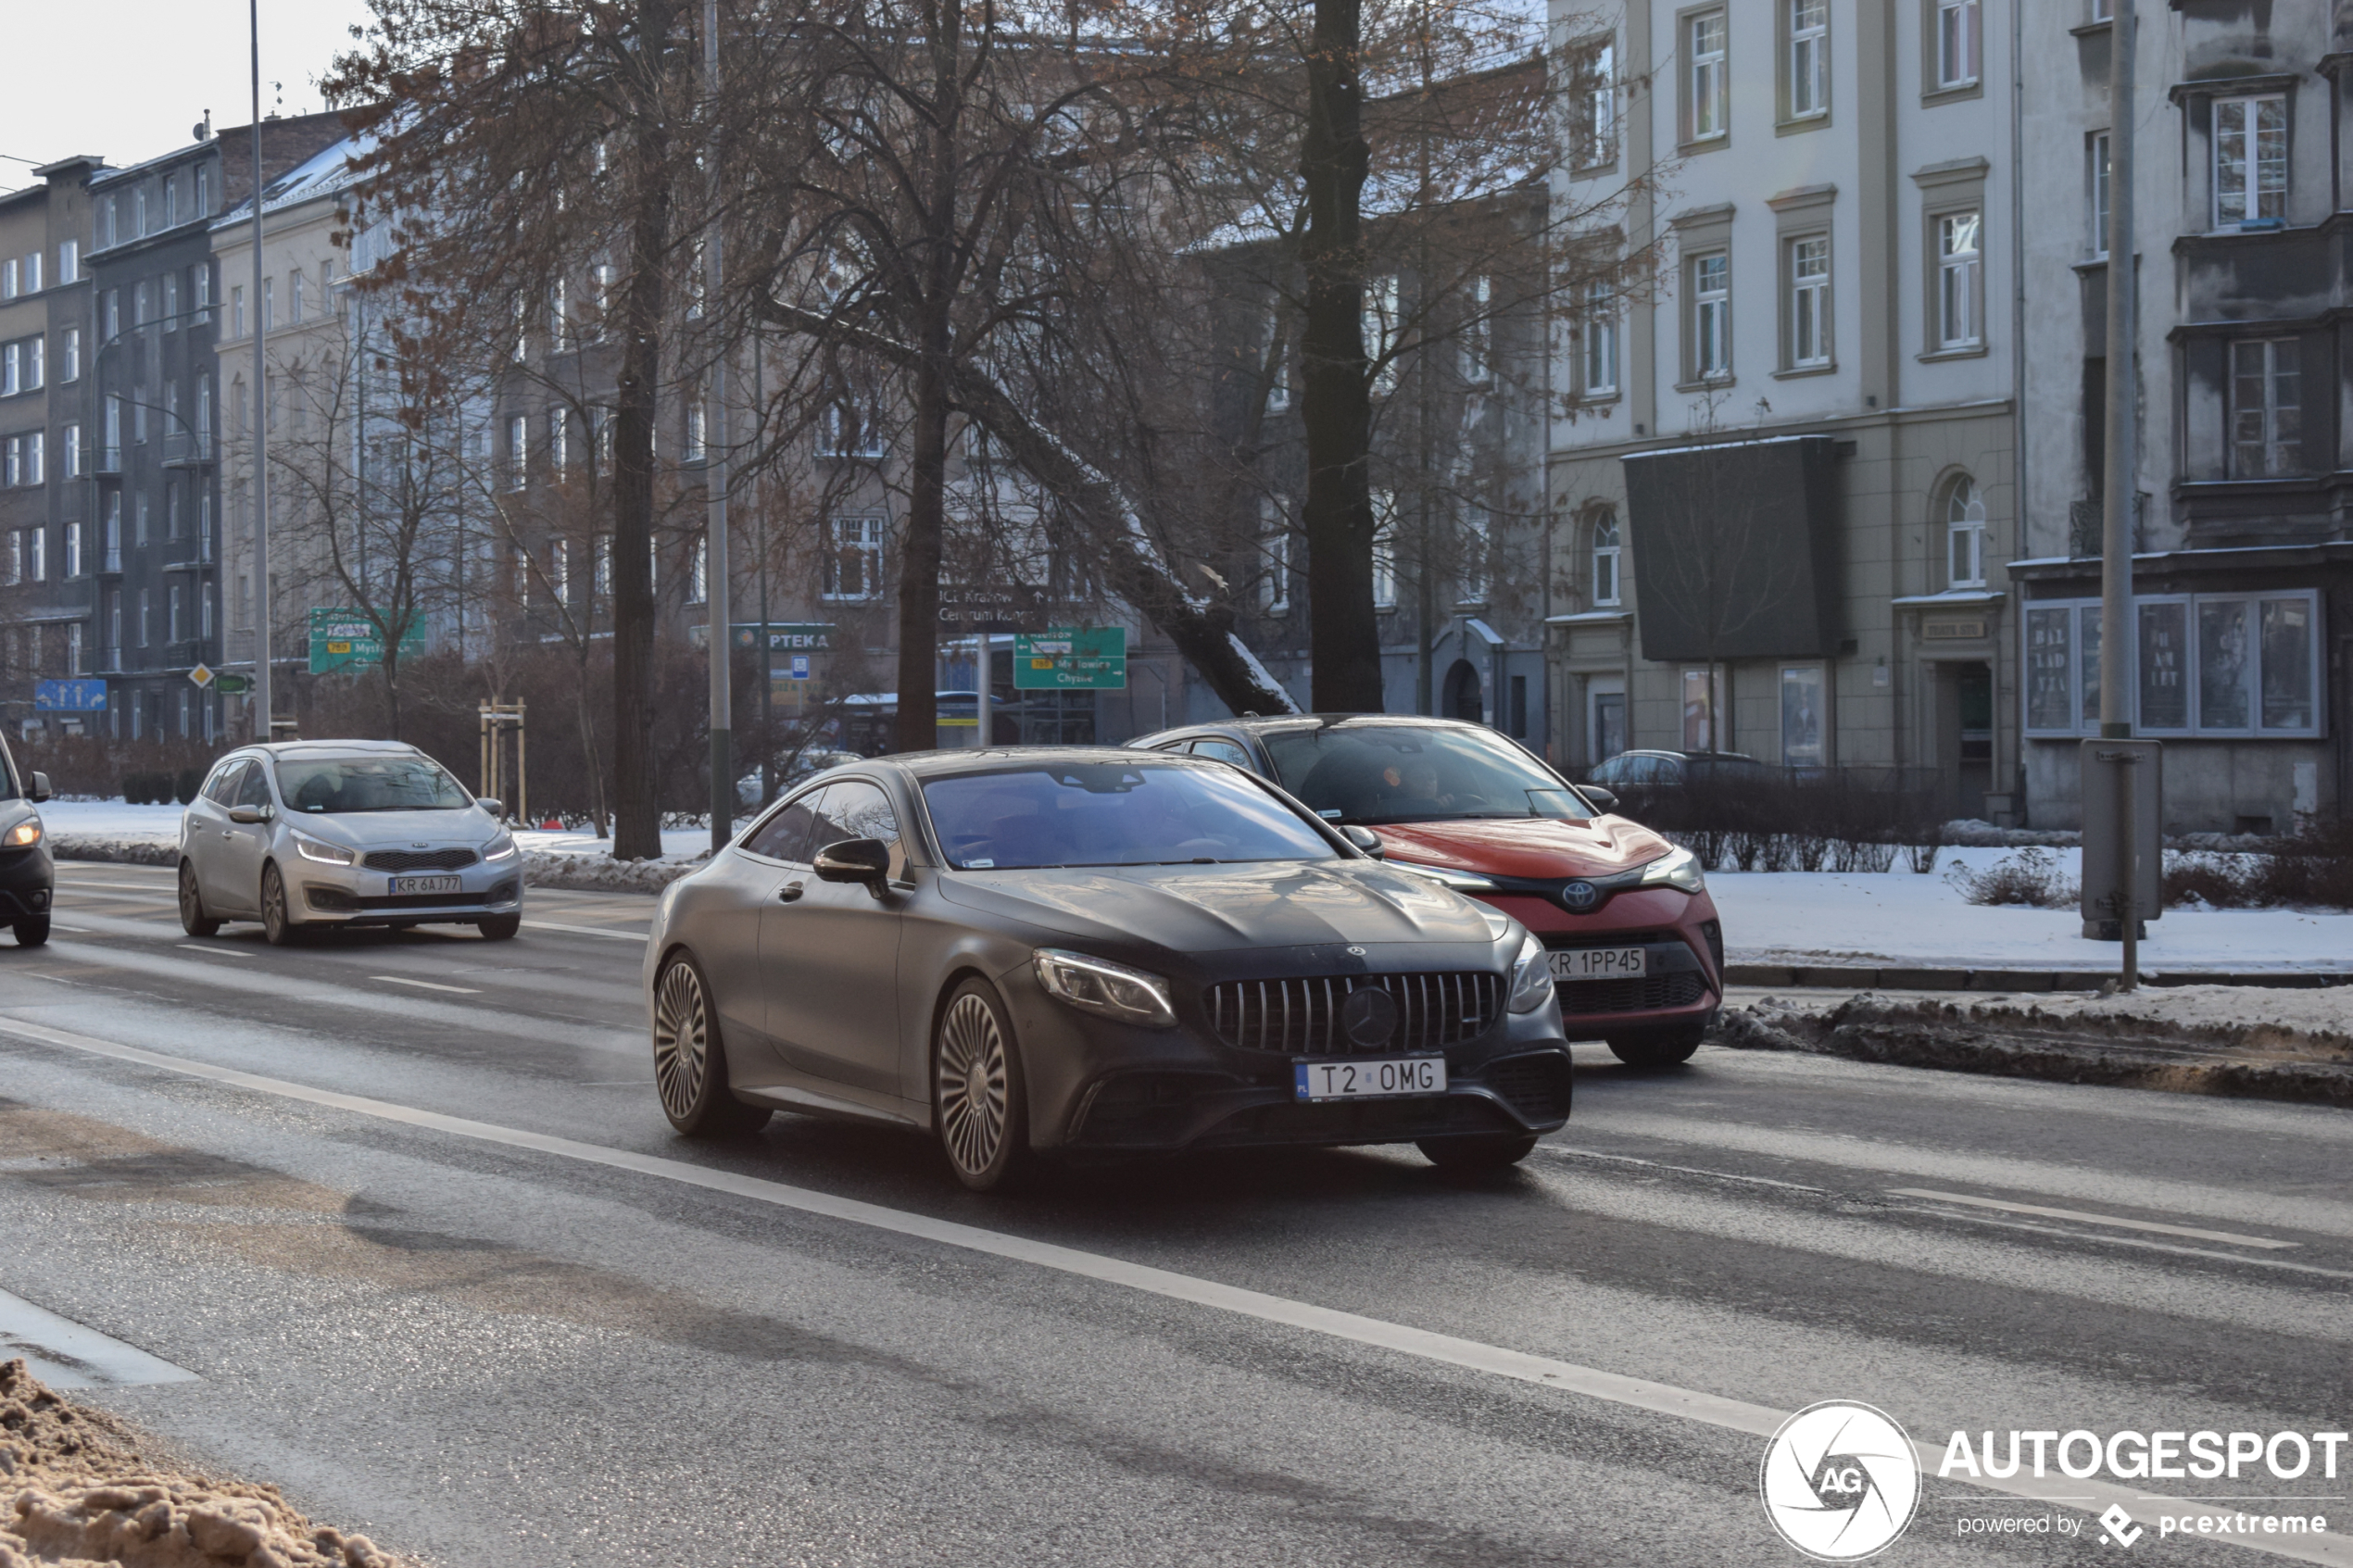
[642,748,1574,1188]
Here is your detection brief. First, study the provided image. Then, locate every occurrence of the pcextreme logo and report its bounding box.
[1759,1401,1923,1561]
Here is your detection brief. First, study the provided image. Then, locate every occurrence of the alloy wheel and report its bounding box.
[260,865,295,945]
[937,993,1010,1178]
[179,862,219,936]
[652,960,711,1123]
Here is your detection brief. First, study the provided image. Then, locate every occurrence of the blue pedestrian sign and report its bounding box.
[789,653,811,681]
[34,679,107,712]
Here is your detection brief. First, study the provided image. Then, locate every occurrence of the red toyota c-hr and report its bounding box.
[1134,714,1721,1065]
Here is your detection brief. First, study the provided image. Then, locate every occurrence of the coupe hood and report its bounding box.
[938,859,1502,954]
[1373,814,1671,880]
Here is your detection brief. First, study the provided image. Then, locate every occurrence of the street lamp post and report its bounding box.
[248,0,273,742]
[704,0,732,854]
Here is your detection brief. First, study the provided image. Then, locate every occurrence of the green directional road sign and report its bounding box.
[309,608,430,674]
[1013,626,1127,690]
[211,673,254,696]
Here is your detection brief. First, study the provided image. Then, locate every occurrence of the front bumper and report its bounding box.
[0,844,55,921]
[293,855,523,926]
[1478,887,1723,1035]
[1006,970,1574,1154]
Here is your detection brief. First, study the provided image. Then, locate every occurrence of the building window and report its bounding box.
[61,423,80,478]
[162,273,179,329]
[261,278,272,333]
[687,536,708,604]
[1371,490,1397,609]
[2088,132,2110,257]
[1687,9,1728,142]
[0,260,15,300]
[820,397,888,459]
[1263,312,1291,412]
[1582,279,1618,395]
[230,286,245,339]
[1460,275,1491,385]
[2230,338,2301,478]
[1789,235,1831,368]
[595,535,612,596]
[57,241,77,285]
[1591,512,1621,607]
[1936,210,1982,348]
[548,408,569,480]
[685,402,707,461]
[1934,0,1980,90]
[1,342,16,396]
[1944,475,1987,587]
[2,438,14,488]
[23,431,40,487]
[1780,665,1827,766]
[507,413,529,489]
[1788,0,1828,119]
[2214,95,2287,228]
[1572,38,1617,166]
[824,515,886,600]
[2025,591,2323,737]
[1681,667,1726,750]
[1365,273,1400,395]
[60,327,79,383]
[1692,252,1730,379]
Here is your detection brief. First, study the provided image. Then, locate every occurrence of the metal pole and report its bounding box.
[703,0,732,851]
[2099,0,2137,988]
[248,0,273,741]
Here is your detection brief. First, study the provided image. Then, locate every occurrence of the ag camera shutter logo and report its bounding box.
[1759,1400,1922,1560]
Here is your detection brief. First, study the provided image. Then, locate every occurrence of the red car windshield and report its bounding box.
[1260,724,1593,826]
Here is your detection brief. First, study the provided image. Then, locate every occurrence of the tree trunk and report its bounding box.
[610,2,675,859]
[1298,0,1383,713]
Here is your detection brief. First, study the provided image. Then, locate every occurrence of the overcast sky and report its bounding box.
[0,0,378,192]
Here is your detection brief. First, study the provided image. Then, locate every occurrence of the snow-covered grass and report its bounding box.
[32,801,716,861]
[1712,845,2352,973]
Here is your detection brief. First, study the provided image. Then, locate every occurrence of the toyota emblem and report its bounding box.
[1560,880,1601,912]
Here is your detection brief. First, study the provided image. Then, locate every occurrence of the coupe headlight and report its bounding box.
[1635,845,1706,894]
[1507,931,1554,1014]
[291,830,356,866]
[1387,859,1498,893]
[483,832,519,862]
[3,818,41,847]
[1032,948,1176,1029]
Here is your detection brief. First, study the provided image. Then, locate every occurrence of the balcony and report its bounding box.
[162,431,214,469]
[90,444,124,475]
[95,644,122,673]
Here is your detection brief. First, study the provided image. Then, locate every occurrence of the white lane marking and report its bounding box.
[1883,1208,2353,1283]
[177,944,256,959]
[48,924,93,934]
[1,1016,2343,1566]
[1540,1145,1828,1194]
[522,919,648,942]
[371,975,482,995]
[0,1285,198,1388]
[1888,1188,2299,1249]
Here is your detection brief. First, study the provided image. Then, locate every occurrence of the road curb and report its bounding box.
[1710,998,2353,1108]
[1725,962,2353,992]
[47,836,699,895]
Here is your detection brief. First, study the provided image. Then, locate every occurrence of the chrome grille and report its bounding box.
[361,847,480,872]
[1206,972,1503,1056]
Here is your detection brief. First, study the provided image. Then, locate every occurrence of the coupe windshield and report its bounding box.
[923,761,1338,870]
[1261,723,1593,825]
[274,755,474,814]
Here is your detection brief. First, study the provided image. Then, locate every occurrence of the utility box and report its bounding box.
[2080,739,2162,938]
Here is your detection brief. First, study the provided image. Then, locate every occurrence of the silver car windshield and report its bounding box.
[922,761,1338,870]
[274,756,473,813]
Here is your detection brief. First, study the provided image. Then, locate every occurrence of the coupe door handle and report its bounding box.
[777,881,804,903]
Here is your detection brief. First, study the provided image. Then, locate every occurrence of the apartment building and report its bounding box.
[1546,0,2021,820]
[2016,1,2349,832]
[0,157,101,731]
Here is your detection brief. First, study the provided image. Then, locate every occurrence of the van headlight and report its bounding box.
[1032,948,1176,1028]
[291,830,356,866]
[1507,931,1554,1014]
[3,818,41,847]
[1635,846,1705,894]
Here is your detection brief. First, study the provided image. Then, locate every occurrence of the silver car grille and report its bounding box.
[361,847,480,872]
[1205,972,1503,1056]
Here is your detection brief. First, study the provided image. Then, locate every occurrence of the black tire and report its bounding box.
[259,862,306,947]
[1605,1022,1706,1067]
[934,979,1030,1192]
[476,912,522,941]
[650,953,772,1137]
[1416,1132,1539,1172]
[179,860,220,937]
[13,915,49,948]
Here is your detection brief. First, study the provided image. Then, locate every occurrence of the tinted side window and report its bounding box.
[813,780,900,857]
[234,762,274,809]
[1191,739,1255,771]
[203,760,248,804]
[742,788,824,863]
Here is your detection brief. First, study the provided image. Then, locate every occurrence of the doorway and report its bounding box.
[1937,661,1994,819]
[1588,680,1626,765]
[1443,659,1484,722]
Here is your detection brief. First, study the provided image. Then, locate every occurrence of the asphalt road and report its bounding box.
[0,859,2347,1567]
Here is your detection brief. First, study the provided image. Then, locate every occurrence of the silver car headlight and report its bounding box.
[291,830,356,867]
[1387,859,1497,893]
[1032,948,1176,1029]
[1635,845,1706,894]
[1507,931,1554,1014]
[3,818,41,847]
[483,831,519,862]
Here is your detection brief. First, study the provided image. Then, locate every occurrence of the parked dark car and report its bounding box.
[1133,717,1724,1067]
[0,735,53,947]
[644,747,1574,1189]
[1581,749,1774,793]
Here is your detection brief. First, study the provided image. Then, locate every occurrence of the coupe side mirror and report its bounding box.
[813,836,892,894]
[1340,823,1384,859]
[476,797,503,817]
[1580,786,1618,814]
[27,771,49,804]
[228,805,271,825]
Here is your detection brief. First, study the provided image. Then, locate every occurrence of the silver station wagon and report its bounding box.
[179,741,524,944]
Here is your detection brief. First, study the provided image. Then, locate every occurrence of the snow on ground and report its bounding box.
[1712,845,2352,973]
[1736,984,2353,1047]
[34,801,712,860]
